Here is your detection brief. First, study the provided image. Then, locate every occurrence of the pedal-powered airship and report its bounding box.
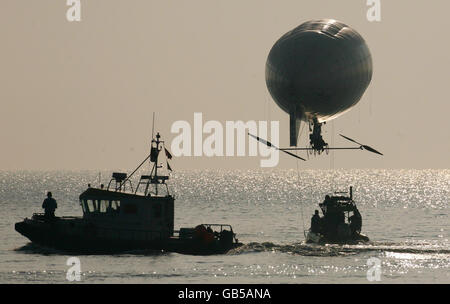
[251,19,382,160]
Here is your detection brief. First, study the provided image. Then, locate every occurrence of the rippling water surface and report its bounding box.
[0,169,448,283]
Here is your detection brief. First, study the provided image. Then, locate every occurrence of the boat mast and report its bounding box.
[117,112,172,196]
[151,112,158,195]
[147,130,170,196]
[151,132,161,196]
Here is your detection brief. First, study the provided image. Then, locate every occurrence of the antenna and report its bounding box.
[152,112,155,139]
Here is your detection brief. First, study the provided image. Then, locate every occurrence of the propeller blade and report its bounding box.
[281,150,306,161]
[248,133,277,149]
[340,134,383,156]
[280,148,313,151]
[282,147,361,151]
[362,145,384,156]
[339,134,363,146]
[248,133,306,161]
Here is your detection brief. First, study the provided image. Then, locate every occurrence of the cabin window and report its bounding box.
[82,199,121,214]
[106,200,120,214]
[99,200,108,213]
[153,204,162,218]
[94,200,100,212]
[86,200,96,213]
[112,200,120,212]
[80,200,86,213]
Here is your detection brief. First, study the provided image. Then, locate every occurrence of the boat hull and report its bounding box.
[15,218,241,255]
[305,230,370,245]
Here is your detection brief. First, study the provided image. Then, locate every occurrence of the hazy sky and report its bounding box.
[1,0,449,170]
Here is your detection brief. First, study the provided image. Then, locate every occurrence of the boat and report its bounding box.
[15,132,242,255]
[305,186,370,244]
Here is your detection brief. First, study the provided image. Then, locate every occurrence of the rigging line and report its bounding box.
[89,171,103,188]
[119,153,152,189]
[369,80,373,117]
[151,112,155,140]
[265,94,271,126]
[295,156,306,233]
[330,120,335,191]
[296,122,307,234]
[265,95,268,121]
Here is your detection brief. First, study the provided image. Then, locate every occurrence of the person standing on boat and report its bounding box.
[310,210,322,234]
[42,192,57,219]
[349,209,362,236]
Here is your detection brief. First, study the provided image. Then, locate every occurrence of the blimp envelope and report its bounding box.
[265,19,373,146]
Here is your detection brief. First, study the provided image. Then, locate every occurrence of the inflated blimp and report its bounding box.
[265,19,372,146]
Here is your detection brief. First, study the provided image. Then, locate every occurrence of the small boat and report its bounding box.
[305,187,370,244]
[15,132,242,255]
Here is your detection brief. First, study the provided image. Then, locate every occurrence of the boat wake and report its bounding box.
[228,241,450,257]
[16,241,450,257]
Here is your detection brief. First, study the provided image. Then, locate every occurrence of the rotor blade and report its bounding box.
[280,148,312,151]
[281,150,306,161]
[248,133,306,161]
[248,133,277,149]
[281,147,362,151]
[361,145,384,156]
[339,134,363,146]
[340,134,383,156]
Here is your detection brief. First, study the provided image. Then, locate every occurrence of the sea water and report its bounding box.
[0,169,448,283]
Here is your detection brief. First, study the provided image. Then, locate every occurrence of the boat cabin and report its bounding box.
[77,132,176,240]
[78,170,174,239]
[319,186,360,220]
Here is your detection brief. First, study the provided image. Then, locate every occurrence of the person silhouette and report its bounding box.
[42,192,57,219]
[310,210,322,233]
[349,209,362,235]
